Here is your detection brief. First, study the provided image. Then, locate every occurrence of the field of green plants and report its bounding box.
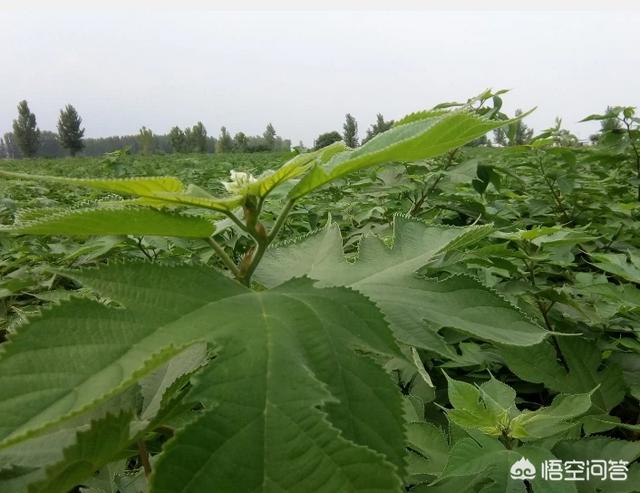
[0,93,639,493]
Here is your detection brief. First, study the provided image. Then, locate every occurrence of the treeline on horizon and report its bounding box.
[0,99,621,160]
[0,101,294,159]
[1,129,292,159]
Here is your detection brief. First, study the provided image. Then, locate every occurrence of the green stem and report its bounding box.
[267,199,295,243]
[409,148,459,216]
[135,237,154,261]
[206,236,241,278]
[537,157,570,223]
[222,210,250,233]
[240,199,296,285]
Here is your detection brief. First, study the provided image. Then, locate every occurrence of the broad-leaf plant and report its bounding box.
[1,92,637,492]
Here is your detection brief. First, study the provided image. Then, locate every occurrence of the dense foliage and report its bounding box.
[0,92,639,493]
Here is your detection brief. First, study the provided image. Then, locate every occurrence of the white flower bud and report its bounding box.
[222,170,257,195]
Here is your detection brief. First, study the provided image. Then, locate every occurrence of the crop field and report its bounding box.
[0,95,639,492]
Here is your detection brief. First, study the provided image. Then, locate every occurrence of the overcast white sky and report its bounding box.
[1,8,639,145]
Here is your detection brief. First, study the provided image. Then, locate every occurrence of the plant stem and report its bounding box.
[240,199,296,285]
[135,237,154,261]
[206,236,241,278]
[537,156,570,223]
[267,199,295,243]
[137,439,152,478]
[604,223,623,251]
[222,210,250,233]
[207,199,296,286]
[409,148,459,216]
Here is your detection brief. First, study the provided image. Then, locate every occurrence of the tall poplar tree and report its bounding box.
[263,123,277,151]
[362,113,393,144]
[57,104,85,156]
[216,126,233,153]
[12,100,40,157]
[343,113,359,148]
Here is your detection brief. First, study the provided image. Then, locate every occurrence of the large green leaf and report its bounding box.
[289,109,532,198]
[1,207,215,238]
[0,172,183,196]
[0,263,405,492]
[501,338,625,413]
[256,216,547,347]
[0,171,243,212]
[589,251,640,284]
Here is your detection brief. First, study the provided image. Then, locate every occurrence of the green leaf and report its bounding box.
[406,422,449,477]
[0,263,405,492]
[479,376,517,413]
[256,216,546,347]
[510,393,592,440]
[438,438,576,493]
[151,277,405,492]
[1,207,215,238]
[139,342,208,421]
[589,252,640,284]
[0,171,243,212]
[444,375,509,437]
[0,171,183,196]
[289,109,534,198]
[0,388,139,493]
[27,412,134,493]
[501,338,625,413]
[247,141,347,198]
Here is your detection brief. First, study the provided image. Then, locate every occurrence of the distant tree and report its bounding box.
[233,131,248,152]
[169,126,187,153]
[343,113,359,148]
[279,138,291,152]
[190,122,208,153]
[466,134,491,147]
[314,131,342,150]
[183,127,193,151]
[12,100,40,157]
[293,140,306,153]
[206,136,217,153]
[216,126,233,153]
[589,106,624,143]
[492,126,508,146]
[600,106,623,133]
[39,131,65,157]
[493,109,533,146]
[362,113,393,144]
[56,104,85,156]
[549,117,580,147]
[3,133,21,159]
[245,136,270,152]
[0,137,6,159]
[138,126,154,156]
[263,123,277,151]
